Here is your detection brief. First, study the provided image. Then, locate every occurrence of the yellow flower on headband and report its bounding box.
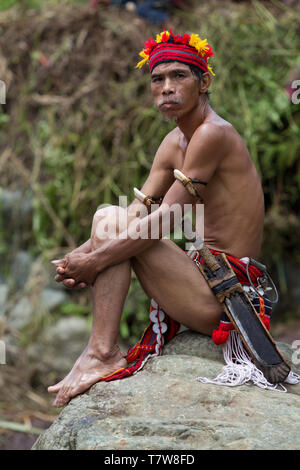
[207,65,215,77]
[156,31,170,44]
[156,33,163,44]
[189,34,209,57]
[136,50,149,69]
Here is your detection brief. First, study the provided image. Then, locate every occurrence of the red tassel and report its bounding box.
[212,328,230,345]
[261,316,270,330]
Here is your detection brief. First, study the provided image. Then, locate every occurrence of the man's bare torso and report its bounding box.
[151,110,265,259]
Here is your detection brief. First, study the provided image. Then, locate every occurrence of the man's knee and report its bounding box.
[91,205,127,245]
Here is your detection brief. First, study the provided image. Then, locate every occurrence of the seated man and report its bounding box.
[48,30,266,407]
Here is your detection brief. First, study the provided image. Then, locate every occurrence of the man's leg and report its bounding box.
[48,207,131,407]
[48,262,130,407]
[132,239,222,335]
[49,208,222,407]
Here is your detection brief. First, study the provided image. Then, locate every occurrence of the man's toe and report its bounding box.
[48,380,64,393]
[52,398,65,408]
[53,390,70,408]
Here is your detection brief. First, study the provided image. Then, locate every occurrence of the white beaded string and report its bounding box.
[197,330,300,392]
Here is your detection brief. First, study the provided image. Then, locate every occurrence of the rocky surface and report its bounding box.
[32,331,300,450]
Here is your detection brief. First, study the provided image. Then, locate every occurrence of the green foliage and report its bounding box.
[0,0,87,11]
[59,301,90,316]
[0,0,17,11]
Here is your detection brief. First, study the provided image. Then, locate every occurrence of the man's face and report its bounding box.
[150,62,200,121]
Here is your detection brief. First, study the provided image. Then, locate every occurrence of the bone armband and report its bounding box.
[134,187,163,213]
[174,169,206,203]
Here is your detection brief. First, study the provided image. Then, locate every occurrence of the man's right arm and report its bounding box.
[53,130,179,285]
[127,129,178,217]
[68,130,178,254]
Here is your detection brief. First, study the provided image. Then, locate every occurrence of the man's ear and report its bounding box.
[199,72,211,94]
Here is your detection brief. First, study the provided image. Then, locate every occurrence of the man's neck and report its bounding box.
[176,95,212,142]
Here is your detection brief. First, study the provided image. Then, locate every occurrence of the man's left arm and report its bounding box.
[180,123,226,185]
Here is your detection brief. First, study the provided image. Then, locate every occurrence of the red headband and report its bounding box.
[149,42,208,73]
[136,30,215,76]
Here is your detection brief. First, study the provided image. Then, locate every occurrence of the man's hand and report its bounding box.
[52,252,99,287]
[53,263,87,290]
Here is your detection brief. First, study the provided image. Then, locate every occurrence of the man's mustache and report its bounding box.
[157,97,182,107]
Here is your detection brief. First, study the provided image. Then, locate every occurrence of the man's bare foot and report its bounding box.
[47,345,127,407]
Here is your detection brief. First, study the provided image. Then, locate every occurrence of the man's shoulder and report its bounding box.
[192,119,235,144]
[161,126,181,147]
[189,118,243,160]
[151,127,181,172]
[155,127,181,160]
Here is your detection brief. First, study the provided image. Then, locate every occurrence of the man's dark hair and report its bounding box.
[188,63,210,99]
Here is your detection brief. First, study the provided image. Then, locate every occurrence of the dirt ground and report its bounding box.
[0,350,60,450]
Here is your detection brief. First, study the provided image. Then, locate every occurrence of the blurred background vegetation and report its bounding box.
[0,0,299,344]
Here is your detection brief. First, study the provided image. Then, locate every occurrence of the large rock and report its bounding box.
[11,251,33,290]
[8,297,34,331]
[32,331,300,450]
[6,287,68,332]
